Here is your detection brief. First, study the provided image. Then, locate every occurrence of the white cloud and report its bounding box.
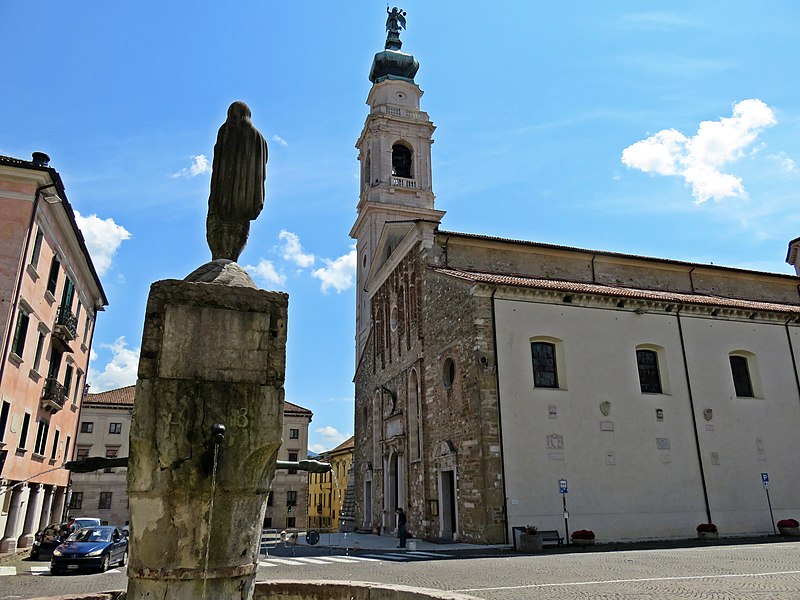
[768,152,799,175]
[309,425,350,454]
[88,336,139,393]
[244,259,286,286]
[172,154,211,178]
[621,99,777,203]
[271,134,288,147]
[74,211,132,276]
[311,246,356,293]
[278,230,315,267]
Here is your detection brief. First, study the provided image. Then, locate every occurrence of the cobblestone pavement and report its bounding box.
[2,541,799,599]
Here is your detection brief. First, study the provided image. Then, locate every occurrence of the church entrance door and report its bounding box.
[440,469,457,540]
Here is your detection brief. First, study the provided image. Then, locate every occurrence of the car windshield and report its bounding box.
[68,527,112,543]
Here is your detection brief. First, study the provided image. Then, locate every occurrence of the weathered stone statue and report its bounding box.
[206,100,268,262]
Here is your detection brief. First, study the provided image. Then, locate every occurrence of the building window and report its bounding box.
[76,446,90,461]
[18,413,31,450]
[51,429,60,460]
[267,491,273,507]
[63,364,74,398]
[288,452,298,475]
[83,316,93,344]
[30,228,44,270]
[80,422,93,433]
[442,357,456,389]
[531,341,558,388]
[730,355,754,397]
[64,435,71,461]
[109,422,122,434]
[99,492,113,510]
[33,331,46,372]
[73,372,83,405]
[34,419,49,455]
[289,428,299,439]
[69,492,83,510]
[286,491,298,506]
[46,256,60,296]
[636,349,662,394]
[0,401,10,443]
[263,517,272,529]
[11,310,30,358]
[105,447,119,472]
[286,517,296,528]
[391,143,412,178]
[60,276,75,311]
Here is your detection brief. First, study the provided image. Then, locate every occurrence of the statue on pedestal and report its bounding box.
[206,101,268,262]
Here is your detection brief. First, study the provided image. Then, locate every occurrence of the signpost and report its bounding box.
[762,473,777,534]
[559,479,569,544]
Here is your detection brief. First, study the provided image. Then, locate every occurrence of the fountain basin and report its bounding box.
[30,579,483,600]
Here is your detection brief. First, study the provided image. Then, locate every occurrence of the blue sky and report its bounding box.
[2,2,799,453]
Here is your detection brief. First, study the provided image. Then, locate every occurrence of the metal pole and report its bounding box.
[563,495,569,545]
[765,488,777,534]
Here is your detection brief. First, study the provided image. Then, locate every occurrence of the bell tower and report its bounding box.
[350,8,445,357]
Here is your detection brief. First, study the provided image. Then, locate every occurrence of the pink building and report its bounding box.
[0,153,107,552]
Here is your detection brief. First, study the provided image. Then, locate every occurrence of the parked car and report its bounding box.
[30,523,65,561]
[73,517,102,529]
[50,526,128,574]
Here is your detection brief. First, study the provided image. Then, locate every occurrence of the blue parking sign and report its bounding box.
[762,473,769,488]
[559,479,568,494]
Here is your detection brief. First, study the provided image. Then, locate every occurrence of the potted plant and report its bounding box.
[518,525,544,552]
[696,523,718,540]
[571,529,595,546]
[777,519,800,536]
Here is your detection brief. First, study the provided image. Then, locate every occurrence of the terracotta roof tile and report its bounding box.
[85,385,136,406]
[284,401,312,415]
[431,267,800,315]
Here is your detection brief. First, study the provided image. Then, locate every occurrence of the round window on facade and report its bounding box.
[442,357,456,389]
[390,306,399,332]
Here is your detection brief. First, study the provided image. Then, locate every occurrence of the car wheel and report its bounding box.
[118,551,128,567]
[30,550,39,561]
[101,554,110,572]
[50,567,61,576]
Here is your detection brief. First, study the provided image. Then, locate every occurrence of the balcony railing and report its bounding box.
[391,176,417,189]
[41,377,67,413]
[54,306,78,342]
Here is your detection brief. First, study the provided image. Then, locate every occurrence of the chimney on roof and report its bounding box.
[31,152,50,166]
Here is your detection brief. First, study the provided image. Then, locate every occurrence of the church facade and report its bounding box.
[351,21,800,544]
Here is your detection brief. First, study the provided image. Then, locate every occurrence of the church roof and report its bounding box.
[432,266,800,316]
[438,230,798,280]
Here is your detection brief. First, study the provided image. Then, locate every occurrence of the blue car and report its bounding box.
[50,526,128,574]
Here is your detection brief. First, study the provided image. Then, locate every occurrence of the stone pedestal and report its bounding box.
[126,277,288,600]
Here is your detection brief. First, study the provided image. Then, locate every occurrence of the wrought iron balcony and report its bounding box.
[54,306,78,342]
[41,377,67,413]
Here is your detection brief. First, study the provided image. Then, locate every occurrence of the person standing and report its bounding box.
[395,508,407,548]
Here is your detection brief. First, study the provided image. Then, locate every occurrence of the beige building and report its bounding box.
[260,401,312,532]
[307,436,354,531]
[351,25,800,544]
[68,386,133,526]
[0,153,107,552]
[63,387,312,532]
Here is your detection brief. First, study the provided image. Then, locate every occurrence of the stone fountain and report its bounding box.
[125,100,286,600]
